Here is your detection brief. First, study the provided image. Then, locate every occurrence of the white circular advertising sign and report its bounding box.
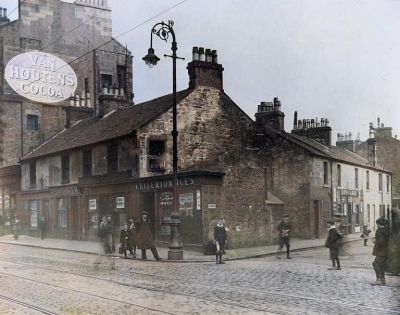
[4,52,78,103]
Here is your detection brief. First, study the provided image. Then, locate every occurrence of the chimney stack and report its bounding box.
[255,97,285,131]
[187,46,224,90]
[293,111,298,130]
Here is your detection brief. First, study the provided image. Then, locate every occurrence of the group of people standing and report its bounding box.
[276,214,391,286]
[99,211,160,261]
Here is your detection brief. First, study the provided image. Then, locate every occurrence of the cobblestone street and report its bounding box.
[0,241,399,315]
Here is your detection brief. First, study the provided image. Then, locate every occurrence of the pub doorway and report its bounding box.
[141,192,156,235]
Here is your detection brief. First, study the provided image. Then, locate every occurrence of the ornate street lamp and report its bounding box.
[143,20,184,260]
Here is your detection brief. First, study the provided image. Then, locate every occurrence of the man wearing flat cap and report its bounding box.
[325,219,342,270]
[276,214,293,259]
[371,218,390,286]
[135,211,161,260]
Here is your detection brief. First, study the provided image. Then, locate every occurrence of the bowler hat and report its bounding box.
[327,219,335,225]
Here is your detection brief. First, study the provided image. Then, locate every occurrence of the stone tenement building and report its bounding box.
[16,46,391,247]
[338,118,400,212]
[254,110,391,238]
[0,0,133,225]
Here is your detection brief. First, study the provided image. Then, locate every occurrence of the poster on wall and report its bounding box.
[89,199,97,211]
[116,197,125,209]
[179,193,194,216]
[30,200,38,228]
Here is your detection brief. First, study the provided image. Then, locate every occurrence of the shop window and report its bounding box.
[148,140,165,172]
[82,149,92,177]
[57,198,67,228]
[179,193,194,217]
[88,198,98,230]
[107,144,118,173]
[29,200,38,228]
[29,161,36,187]
[337,164,341,187]
[115,196,126,227]
[61,154,70,183]
[27,114,39,131]
[323,161,328,185]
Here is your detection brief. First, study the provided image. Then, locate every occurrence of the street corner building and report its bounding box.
[0,0,133,232]
[0,1,393,250]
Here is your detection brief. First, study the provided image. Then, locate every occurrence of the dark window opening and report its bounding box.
[366,171,370,190]
[337,164,341,187]
[101,74,113,89]
[27,115,39,131]
[61,154,70,183]
[379,173,383,191]
[107,144,118,173]
[355,168,359,189]
[148,140,166,172]
[29,161,36,186]
[82,150,92,177]
[117,65,127,92]
[387,175,390,192]
[323,161,328,185]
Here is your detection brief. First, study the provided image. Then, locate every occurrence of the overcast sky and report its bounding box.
[3,0,400,141]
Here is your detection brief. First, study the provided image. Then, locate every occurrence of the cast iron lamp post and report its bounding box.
[143,20,184,260]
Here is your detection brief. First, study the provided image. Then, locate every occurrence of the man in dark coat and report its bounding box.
[120,224,129,259]
[38,217,47,239]
[325,219,342,270]
[136,211,161,260]
[276,214,292,259]
[371,218,390,286]
[127,219,137,258]
[214,218,227,264]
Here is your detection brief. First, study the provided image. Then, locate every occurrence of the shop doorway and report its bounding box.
[70,197,80,240]
[141,192,155,235]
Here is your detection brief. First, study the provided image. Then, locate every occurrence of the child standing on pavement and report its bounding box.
[276,214,292,259]
[325,219,342,270]
[119,224,129,259]
[361,225,372,246]
[214,218,228,264]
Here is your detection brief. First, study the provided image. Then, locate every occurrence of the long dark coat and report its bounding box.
[135,220,154,249]
[372,227,389,257]
[214,225,227,245]
[325,227,341,250]
[120,229,129,250]
[127,225,136,249]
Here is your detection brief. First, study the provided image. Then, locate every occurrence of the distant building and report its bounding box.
[0,0,132,227]
[351,118,400,212]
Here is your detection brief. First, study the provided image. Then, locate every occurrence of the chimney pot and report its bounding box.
[3,8,6,17]
[211,50,218,63]
[198,47,205,61]
[192,47,199,61]
[205,49,212,62]
[303,119,307,129]
[325,119,329,126]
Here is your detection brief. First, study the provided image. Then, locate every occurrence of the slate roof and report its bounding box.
[22,89,193,161]
[267,127,389,172]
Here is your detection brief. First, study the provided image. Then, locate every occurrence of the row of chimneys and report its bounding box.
[76,0,108,7]
[337,132,354,141]
[70,92,92,108]
[293,116,329,130]
[101,86,125,97]
[257,97,282,113]
[192,47,218,63]
[0,7,7,18]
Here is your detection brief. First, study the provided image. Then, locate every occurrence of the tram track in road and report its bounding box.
[0,257,398,315]
[0,270,180,315]
[0,294,57,315]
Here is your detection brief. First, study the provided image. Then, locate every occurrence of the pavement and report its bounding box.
[0,233,362,262]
